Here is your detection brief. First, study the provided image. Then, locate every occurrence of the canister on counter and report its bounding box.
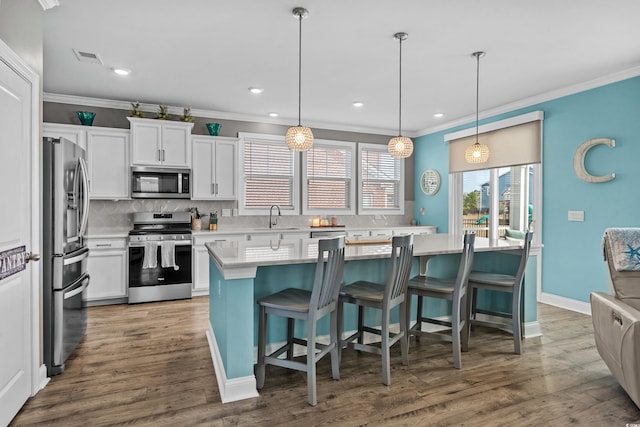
[209,211,218,230]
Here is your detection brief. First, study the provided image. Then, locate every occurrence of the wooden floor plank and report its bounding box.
[10,298,640,426]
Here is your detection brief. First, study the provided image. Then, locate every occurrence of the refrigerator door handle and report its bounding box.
[64,274,90,300]
[63,248,89,266]
[78,157,90,238]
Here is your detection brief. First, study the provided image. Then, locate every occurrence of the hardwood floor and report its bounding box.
[11,297,640,426]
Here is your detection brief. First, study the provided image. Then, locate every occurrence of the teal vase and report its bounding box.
[76,111,96,126]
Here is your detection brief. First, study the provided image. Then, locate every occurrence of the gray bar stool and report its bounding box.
[467,231,533,354]
[337,234,414,386]
[256,236,345,406]
[406,233,475,369]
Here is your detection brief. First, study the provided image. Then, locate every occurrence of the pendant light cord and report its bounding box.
[475,52,480,144]
[398,36,403,137]
[297,12,302,127]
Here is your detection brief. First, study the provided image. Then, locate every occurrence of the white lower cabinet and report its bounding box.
[86,237,128,304]
[192,234,244,295]
[393,226,437,236]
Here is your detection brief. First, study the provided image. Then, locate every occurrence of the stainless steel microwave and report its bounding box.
[130,166,191,199]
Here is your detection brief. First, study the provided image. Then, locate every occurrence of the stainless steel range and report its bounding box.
[128,212,192,304]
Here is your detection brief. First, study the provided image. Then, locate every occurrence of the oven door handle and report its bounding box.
[64,274,90,300]
[129,240,192,247]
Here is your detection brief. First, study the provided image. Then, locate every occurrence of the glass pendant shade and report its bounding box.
[286,125,314,151]
[464,141,490,163]
[388,136,413,158]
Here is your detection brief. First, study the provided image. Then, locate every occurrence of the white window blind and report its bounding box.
[239,133,299,214]
[358,143,404,214]
[303,140,355,214]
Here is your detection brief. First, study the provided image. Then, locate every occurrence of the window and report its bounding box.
[446,112,542,240]
[238,132,300,215]
[302,139,356,215]
[460,166,535,238]
[358,143,404,214]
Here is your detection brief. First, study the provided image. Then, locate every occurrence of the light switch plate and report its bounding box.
[568,210,585,222]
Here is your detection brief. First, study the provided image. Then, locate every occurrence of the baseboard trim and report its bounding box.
[465,313,542,339]
[540,292,591,315]
[206,323,259,404]
[37,364,50,393]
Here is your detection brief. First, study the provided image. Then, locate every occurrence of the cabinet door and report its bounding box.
[162,124,191,167]
[87,129,130,199]
[43,123,86,150]
[86,249,127,301]
[193,245,212,294]
[192,137,215,200]
[131,121,162,165]
[214,140,236,199]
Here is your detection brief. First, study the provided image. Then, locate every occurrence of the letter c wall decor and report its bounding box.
[573,137,616,183]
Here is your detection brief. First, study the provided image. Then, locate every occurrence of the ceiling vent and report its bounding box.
[72,49,103,65]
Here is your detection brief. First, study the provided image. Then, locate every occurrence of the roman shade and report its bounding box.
[447,112,543,173]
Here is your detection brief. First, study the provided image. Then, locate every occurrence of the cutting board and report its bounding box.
[345,238,392,245]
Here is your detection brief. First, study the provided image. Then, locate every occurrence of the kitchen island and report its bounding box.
[205,233,538,403]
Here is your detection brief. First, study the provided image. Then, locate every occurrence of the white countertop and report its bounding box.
[206,233,524,280]
[192,224,436,236]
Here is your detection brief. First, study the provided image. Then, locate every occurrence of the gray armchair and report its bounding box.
[591,229,640,408]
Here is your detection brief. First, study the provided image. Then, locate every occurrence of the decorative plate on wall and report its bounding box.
[420,169,441,196]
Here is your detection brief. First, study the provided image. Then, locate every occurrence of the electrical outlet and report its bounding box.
[222,209,231,217]
[568,210,584,222]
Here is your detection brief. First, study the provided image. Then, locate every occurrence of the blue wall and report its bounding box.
[414,75,640,303]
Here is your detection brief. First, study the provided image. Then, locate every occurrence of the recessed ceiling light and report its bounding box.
[112,68,130,76]
[352,101,364,107]
[268,112,279,117]
[249,87,263,94]
[433,112,444,118]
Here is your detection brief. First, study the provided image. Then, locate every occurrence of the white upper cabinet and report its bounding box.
[128,117,193,167]
[86,128,130,199]
[44,123,130,200]
[192,135,237,200]
[43,122,87,150]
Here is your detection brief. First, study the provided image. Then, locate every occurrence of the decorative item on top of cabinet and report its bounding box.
[76,111,96,126]
[180,107,195,123]
[129,101,144,118]
[191,135,237,200]
[156,104,170,120]
[128,117,193,168]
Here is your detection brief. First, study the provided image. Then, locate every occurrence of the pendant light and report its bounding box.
[388,32,413,158]
[286,7,313,151]
[464,51,490,163]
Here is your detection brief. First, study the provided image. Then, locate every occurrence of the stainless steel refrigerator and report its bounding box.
[42,137,91,376]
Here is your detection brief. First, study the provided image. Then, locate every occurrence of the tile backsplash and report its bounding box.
[87,200,418,234]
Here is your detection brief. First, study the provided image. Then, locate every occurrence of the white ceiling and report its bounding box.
[43,0,640,136]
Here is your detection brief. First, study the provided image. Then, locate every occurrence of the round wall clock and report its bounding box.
[420,169,441,196]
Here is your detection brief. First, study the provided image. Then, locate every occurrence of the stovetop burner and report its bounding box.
[129,211,192,238]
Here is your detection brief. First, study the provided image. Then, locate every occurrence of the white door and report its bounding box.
[0,50,38,425]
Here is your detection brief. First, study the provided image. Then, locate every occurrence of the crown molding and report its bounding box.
[38,0,60,10]
[42,93,398,137]
[416,64,640,137]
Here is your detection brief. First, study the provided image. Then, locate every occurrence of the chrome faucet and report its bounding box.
[269,205,281,228]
